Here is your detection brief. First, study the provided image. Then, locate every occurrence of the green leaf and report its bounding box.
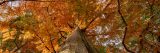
[128,36,138,47]
[142,15,150,21]
[99,47,106,53]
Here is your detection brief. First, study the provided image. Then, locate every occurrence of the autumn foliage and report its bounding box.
[0,0,160,53]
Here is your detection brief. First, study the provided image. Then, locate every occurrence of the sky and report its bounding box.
[0,1,21,21]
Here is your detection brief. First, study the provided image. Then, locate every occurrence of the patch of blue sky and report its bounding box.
[0,16,6,22]
[7,1,21,9]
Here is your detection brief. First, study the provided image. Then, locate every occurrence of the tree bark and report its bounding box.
[59,27,98,53]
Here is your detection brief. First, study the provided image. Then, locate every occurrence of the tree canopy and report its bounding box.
[0,0,160,53]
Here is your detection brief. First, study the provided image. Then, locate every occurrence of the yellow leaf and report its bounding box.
[95,5,101,11]
[54,44,60,51]
[106,47,110,53]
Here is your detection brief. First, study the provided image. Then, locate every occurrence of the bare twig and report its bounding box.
[12,35,37,52]
[13,38,32,52]
[117,0,134,53]
[59,31,67,39]
[13,29,23,50]
[46,7,57,53]
[83,0,111,31]
[46,29,56,53]
[67,22,74,29]
[83,17,98,31]
[13,41,28,52]
[0,0,65,6]
[13,34,19,48]
[139,0,155,52]
[138,22,149,52]
[117,0,127,26]
[33,30,51,52]
[146,0,155,15]
[0,1,7,5]
[19,0,58,2]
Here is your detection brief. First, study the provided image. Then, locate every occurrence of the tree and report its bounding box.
[0,0,160,53]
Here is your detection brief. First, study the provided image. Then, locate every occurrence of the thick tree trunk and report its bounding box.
[59,27,98,53]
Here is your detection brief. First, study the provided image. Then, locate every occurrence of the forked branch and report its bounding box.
[46,29,56,53]
[33,30,51,52]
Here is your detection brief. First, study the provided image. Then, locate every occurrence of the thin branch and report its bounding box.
[13,29,23,50]
[147,31,160,47]
[13,38,32,52]
[46,7,66,53]
[146,0,155,15]
[45,7,57,53]
[0,0,65,6]
[138,0,155,52]
[117,0,127,26]
[67,22,74,29]
[138,22,149,52]
[0,0,60,3]
[57,31,68,47]
[59,31,67,39]
[13,34,19,48]
[20,0,57,2]
[13,42,28,52]
[33,30,51,52]
[83,17,98,31]
[13,35,37,52]
[52,18,67,39]
[13,41,28,52]
[83,0,111,31]
[46,29,56,53]
[117,0,134,53]
[0,1,7,5]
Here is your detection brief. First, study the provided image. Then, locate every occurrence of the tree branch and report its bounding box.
[83,17,98,31]
[0,1,7,5]
[146,0,155,15]
[13,38,32,52]
[13,29,23,50]
[0,0,65,6]
[117,0,134,53]
[117,0,127,26]
[139,0,155,52]
[46,29,56,53]
[83,0,111,31]
[13,34,19,49]
[33,30,51,52]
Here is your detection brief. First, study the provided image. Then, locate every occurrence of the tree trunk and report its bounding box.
[59,27,98,53]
